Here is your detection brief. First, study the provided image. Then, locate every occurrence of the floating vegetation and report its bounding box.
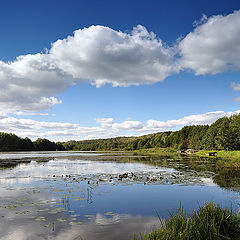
[57,218,66,222]
[104,211,117,216]
[36,208,50,212]
[16,210,30,215]
[46,200,58,204]
[35,216,46,221]
[31,202,45,207]
[27,189,41,194]
[7,205,17,209]
[48,207,66,214]
[53,169,216,187]
[6,188,16,191]
[44,223,51,227]
[69,221,82,225]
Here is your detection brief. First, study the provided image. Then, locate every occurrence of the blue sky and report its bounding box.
[0,0,240,141]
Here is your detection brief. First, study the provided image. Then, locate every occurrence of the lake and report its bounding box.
[0,151,239,240]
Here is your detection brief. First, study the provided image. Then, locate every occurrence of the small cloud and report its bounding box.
[231,82,240,91]
[13,111,56,116]
[234,97,240,102]
[193,14,208,27]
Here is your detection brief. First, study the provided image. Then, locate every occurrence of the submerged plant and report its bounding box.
[136,203,240,240]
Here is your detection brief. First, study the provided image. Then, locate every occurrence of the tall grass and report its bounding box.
[135,203,240,240]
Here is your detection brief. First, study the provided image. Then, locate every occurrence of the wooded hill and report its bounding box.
[1,114,240,151]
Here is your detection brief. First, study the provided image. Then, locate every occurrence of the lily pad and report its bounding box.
[35,216,46,221]
[57,218,66,222]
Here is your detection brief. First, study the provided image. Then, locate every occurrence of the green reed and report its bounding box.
[135,203,240,240]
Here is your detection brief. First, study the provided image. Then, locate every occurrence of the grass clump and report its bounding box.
[137,203,240,240]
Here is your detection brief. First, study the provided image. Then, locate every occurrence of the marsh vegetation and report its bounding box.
[136,203,240,240]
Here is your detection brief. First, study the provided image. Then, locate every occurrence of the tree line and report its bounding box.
[0,133,65,151]
[63,114,240,151]
[1,114,240,151]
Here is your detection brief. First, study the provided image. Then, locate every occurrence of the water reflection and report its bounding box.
[0,210,159,240]
[0,160,31,169]
[0,151,102,159]
[0,152,239,240]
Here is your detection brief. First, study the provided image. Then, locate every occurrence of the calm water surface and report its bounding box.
[0,152,239,240]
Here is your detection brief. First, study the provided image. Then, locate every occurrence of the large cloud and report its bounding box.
[0,25,175,112]
[50,25,176,87]
[178,10,240,74]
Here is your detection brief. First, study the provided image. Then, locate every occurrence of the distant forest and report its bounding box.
[1,114,240,151]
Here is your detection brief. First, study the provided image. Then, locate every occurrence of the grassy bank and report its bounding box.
[136,203,240,240]
[138,148,240,160]
[196,150,240,159]
[133,148,240,167]
[195,150,240,168]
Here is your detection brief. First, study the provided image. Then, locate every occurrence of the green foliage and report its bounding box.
[136,203,240,240]
[63,114,240,151]
[202,115,240,151]
[0,133,65,151]
[33,138,57,151]
[0,132,34,151]
[62,125,209,151]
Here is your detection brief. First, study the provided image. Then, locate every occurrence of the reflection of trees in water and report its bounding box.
[57,184,94,211]
[213,169,240,188]
[178,156,240,188]
[0,160,31,169]
[0,157,53,170]
[113,154,240,190]
[60,194,70,211]
[87,188,93,204]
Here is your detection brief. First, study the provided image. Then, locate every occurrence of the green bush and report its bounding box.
[136,203,240,240]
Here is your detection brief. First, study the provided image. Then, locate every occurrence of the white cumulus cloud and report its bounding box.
[0,25,175,112]
[178,10,240,74]
[50,25,176,87]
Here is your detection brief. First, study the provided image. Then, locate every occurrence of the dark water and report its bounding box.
[0,152,239,240]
